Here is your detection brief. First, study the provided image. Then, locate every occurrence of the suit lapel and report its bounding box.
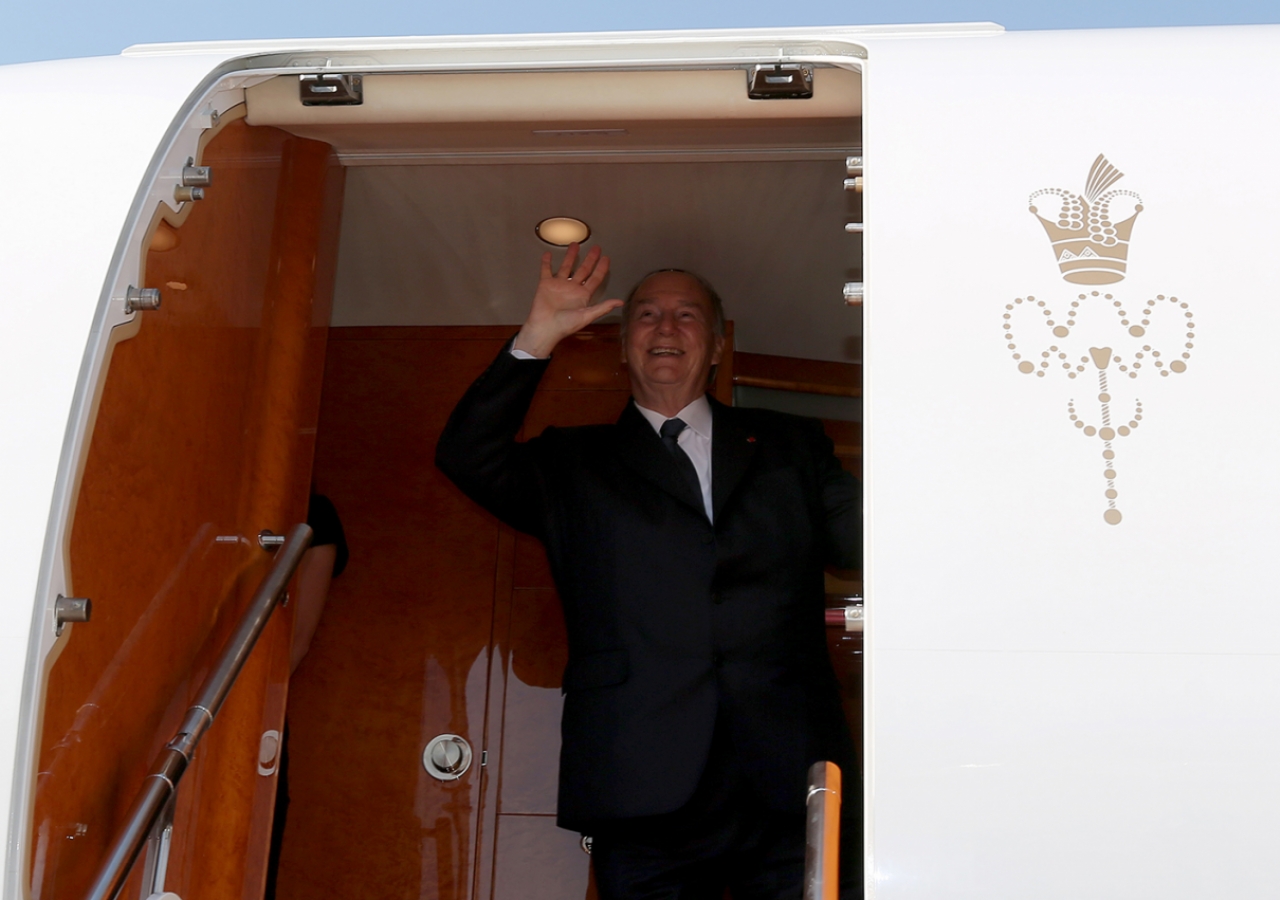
[710,397,757,521]
[614,400,707,518]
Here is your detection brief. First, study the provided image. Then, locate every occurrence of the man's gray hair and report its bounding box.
[620,269,726,339]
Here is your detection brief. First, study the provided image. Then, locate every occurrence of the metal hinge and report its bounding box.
[175,157,212,203]
[54,595,91,636]
[258,530,287,550]
[300,73,364,107]
[843,603,864,632]
[124,286,161,313]
[824,598,864,632]
[747,64,814,100]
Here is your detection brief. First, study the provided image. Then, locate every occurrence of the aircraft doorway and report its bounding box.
[276,147,864,900]
[28,59,865,900]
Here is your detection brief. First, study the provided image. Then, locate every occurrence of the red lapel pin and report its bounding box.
[747,436,756,443]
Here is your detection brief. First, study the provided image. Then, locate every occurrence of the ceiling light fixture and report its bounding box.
[536,216,591,246]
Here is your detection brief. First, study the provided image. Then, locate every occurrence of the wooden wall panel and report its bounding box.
[500,587,568,811]
[30,120,342,900]
[733,351,861,398]
[169,135,346,900]
[278,331,512,900]
[490,817,590,900]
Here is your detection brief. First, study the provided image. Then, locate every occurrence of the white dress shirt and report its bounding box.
[510,345,715,521]
[634,396,714,522]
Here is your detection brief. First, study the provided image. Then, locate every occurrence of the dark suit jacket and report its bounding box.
[436,344,861,830]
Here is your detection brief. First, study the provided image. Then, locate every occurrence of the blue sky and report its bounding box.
[4,0,1279,66]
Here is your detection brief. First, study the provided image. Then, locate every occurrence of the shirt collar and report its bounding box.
[634,394,713,440]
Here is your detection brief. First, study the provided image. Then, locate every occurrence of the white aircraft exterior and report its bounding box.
[2,21,1278,900]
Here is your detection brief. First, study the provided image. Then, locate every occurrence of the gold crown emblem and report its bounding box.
[1030,154,1143,284]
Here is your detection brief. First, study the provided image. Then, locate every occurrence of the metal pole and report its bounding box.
[83,523,312,900]
[804,761,842,900]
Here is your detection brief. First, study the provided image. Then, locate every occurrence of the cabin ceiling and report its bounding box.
[275,66,865,361]
[331,158,862,362]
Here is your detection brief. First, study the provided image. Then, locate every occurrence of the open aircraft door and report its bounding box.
[861,25,1280,899]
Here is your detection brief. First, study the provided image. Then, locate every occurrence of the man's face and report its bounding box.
[621,272,725,403]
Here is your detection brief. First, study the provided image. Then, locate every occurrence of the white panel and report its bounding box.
[122,22,993,59]
[0,51,233,900]
[863,24,1280,899]
[872,649,1280,898]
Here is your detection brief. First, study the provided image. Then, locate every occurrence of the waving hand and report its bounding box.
[512,244,623,358]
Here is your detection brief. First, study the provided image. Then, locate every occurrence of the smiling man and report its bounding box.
[436,245,861,900]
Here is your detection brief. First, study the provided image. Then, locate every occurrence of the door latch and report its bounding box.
[747,64,814,100]
[300,73,364,107]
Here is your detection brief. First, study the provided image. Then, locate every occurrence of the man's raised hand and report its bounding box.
[512,244,623,358]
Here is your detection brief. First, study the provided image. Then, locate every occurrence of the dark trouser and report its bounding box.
[589,725,862,900]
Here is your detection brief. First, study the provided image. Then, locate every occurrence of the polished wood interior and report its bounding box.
[733,351,862,399]
[31,119,343,900]
[277,329,504,900]
[281,323,860,900]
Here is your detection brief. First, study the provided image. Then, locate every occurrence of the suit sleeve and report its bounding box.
[807,419,862,570]
[435,341,552,537]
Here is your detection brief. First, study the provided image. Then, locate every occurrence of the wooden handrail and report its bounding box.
[83,523,313,900]
[733,352,862,398]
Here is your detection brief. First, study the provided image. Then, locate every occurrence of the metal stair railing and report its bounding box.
[83,523,313,900]
[804,760,843,900]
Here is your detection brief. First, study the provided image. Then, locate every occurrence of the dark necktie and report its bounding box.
[659,418,703,506]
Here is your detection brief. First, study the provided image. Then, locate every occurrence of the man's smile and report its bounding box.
[648,347,684,356]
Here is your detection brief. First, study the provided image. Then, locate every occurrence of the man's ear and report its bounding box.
[711,333,726,366]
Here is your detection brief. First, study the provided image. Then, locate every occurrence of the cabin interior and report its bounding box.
[31,64,864,900]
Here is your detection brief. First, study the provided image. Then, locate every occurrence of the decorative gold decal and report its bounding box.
[1030,154,1143,284]
[1008,156,1195,525]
